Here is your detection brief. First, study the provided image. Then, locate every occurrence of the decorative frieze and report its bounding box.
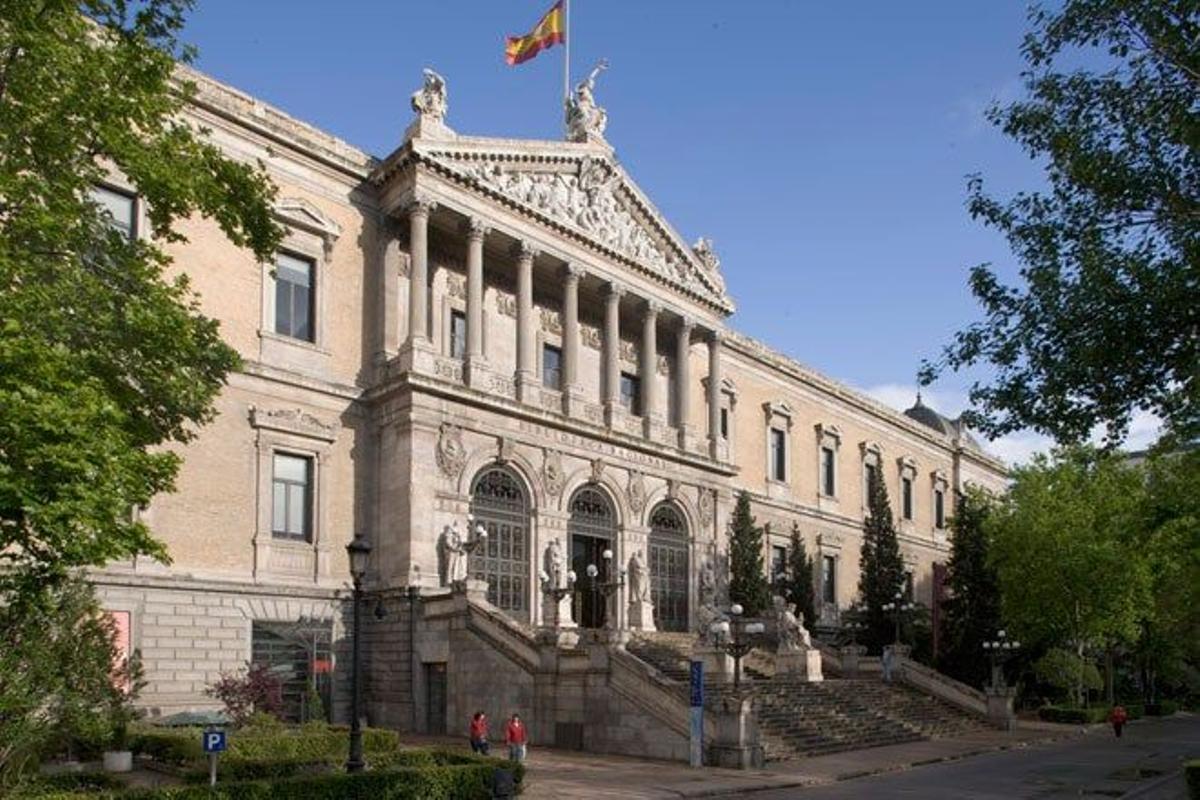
[540,307,562,335]
[496,292,517,318]
[581,324,602,351]
[248,406,338,442]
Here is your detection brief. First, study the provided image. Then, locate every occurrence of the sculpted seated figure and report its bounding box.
[773,595,812,652]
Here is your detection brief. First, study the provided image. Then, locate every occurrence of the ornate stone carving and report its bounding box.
[619,340,637,364]
[446,274,466,299]
[435,423,467,479]
[773,595,812,651]
[656,354,670,376]
[410,67,448,123]
[434,357,463,383]
[540,307,562,335]
[581,324,602,350]
[565,60,608,143]
[437,521,467,586]
[699,489,715,528]
[495,292,517,318]
[543,450,565,499]
[249,406,338,441]
[627,471,647,516]
[692,237,727,292]
[591,458,606,482]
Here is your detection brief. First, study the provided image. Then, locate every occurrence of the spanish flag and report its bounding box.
[505,1,566,66]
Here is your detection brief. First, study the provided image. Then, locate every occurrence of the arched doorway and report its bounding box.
[648,503,690,632]
[567,486,616,629]
[469,467,531,621]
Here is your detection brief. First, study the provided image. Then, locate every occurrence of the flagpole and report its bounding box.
[563,0,571,108]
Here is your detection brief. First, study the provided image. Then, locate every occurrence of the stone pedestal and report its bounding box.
[629,599,656,632]
[464,356,491,390]
[397,339,437,376]
[986,685,1017,731]
[776,648,823,682]
[840,644,866,676]
[535,626,579,649]
[708,695,763,769]
[693,643,734,683]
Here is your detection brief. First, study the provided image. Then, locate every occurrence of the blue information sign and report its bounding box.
[689,660,704,707]
[202,730,226,754]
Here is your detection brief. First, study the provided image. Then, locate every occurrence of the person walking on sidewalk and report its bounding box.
[1109,705,1128,738]
[469,710,490,755]
[505,713,528,763]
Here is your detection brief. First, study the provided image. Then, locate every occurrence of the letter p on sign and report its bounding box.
[202,730,226,753]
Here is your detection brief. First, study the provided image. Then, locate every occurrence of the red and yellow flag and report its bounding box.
[505,1,565,66]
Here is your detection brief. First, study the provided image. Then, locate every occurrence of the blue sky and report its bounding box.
[181,1,1158,462]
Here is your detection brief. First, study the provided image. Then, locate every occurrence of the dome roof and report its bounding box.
[904,394,983,451]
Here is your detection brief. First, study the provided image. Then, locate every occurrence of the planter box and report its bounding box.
[102,751,133,773]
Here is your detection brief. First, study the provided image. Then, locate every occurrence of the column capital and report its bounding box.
[563,262,585,281]
[706,327,724,345]
[512,241,541,261]
[404,195,438,217]
[678,316,696,334]
[463,217,491,241]
[605,281,625,300]
[644,299,661,317]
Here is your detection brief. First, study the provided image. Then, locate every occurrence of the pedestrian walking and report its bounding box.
[505,713,528,762]
[1109,705,1128,738]
[469,710,490,755]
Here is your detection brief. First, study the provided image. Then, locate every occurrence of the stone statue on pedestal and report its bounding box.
[565,60,609,142]
[773,595,812,651]
[628,549,655,631]
[411,68,448,123]
[543,537,565,591]
[437,521,468,586]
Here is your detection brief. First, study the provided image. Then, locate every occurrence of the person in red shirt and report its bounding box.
[469,710,490,755]
[505,713,528,762]
[1109,705,1128,738]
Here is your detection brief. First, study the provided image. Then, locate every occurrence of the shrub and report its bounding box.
[132,724,400,767]
[10,771,125,797]
[1146,700,1178,716]
[1037,705,1109,724]
[205,665,284,726]
[1185,759,1200,800]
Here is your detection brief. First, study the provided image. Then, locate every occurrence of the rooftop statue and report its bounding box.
[411,68,448,123]
[565,60,608,143]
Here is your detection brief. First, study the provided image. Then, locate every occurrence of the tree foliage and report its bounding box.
[779,524,817,630]
[938,487,1003,687]
[0,0,282,603]
[988,446,1152,704]
[858,471,905,653]
[727,491,771,617]
[922,0,1199,444]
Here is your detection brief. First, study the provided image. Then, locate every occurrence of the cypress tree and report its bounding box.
[784,523,817,629]
[858,470,905,652]
[728,491,771,616]
[938,487,1001,687]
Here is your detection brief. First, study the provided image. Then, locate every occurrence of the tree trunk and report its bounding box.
[1105,647,1114,706]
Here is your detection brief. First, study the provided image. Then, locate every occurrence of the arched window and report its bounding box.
[469,467,531,621]
[648,503,690,632]
[568,486,616,629]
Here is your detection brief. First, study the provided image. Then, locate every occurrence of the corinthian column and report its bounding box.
[561,263,583,416]
[603,282,624,426]
[707,330,723,460]
[400,196,436,374]
[464,217,490,388]
[676,317,694,449]
[514,242,539,403]
[641,300,660,439]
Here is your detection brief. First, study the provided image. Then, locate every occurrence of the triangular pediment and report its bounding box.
[414,140,733,313]
[274,197,342,241]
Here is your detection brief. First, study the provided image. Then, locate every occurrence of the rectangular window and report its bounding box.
[252,620,332,723]
[449,310,466,359]
[771,545,787,584]
[902,477,913,520]
[821,446,836,496]
[542,344,563,389]
[769,428,787,481]
[720,407,729,439]
[274,253,315,342]
[934,488,945,529]
[620,372,641,416]
[91,185,136,240]
[821,555,836,604]
[272,453,312,542]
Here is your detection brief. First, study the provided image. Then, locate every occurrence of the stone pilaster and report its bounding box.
[676,317,694,449]
[641,300,660,439]
[464,217,490,388]
[561,263,584,417]
[707,330,723,460]
[514,242,539,403]
[602,282,624,426]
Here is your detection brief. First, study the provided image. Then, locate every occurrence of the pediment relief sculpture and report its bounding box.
[249,405,338,441]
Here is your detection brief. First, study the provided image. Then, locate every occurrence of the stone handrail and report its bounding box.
[896,655,988,718]
[816,641,843,673]
[609,648,715,741]
[461,597,541,673]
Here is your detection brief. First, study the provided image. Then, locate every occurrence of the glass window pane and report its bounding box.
[272,483,287,533]
[276,253,312,288]
[288,484,306,536]
[293,285,312,342]
[274,454,309,483]
[275,281,292,336]
[91,185,135,239]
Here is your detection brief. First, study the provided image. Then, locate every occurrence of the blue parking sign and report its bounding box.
[689,660,704,708]
[202,730,226,753]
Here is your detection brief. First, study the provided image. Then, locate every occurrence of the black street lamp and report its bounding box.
[982,629,1021,690]
[715,604,765,689]
[345,532,371,773]
[585,548,625,629]
[881,591,914,645]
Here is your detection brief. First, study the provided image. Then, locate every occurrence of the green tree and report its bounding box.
[938,487,1002,687]
[988,447,1152,706]
[727,491,771,617]
[921,0,1200,444]
[0,1,282,604]
[780,523,817,630]
[858,471,905,653]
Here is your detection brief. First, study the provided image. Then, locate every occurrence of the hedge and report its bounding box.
[18,764,511,800]
[1037,706,1110,724]
[12,772,125,798]
[1146,700,1179,716]
[1186,759,1200,800]
[131,726,399,766]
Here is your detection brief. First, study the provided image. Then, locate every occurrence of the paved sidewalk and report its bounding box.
[398,724,1075,799]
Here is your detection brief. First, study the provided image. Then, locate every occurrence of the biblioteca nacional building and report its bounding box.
[92,64,1007,760]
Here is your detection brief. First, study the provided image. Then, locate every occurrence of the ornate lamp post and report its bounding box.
[881,591,915,645]
[539,568,578,627]
[586,548,625,629]
[844,619,866,647]
[982,629,1021,689]
[344,533,371,773]
[720,604,766,689]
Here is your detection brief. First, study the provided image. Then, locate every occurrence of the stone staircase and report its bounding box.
[626,632,990,762]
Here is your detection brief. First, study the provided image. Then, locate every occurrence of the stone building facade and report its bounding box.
[90,65,1006,731]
